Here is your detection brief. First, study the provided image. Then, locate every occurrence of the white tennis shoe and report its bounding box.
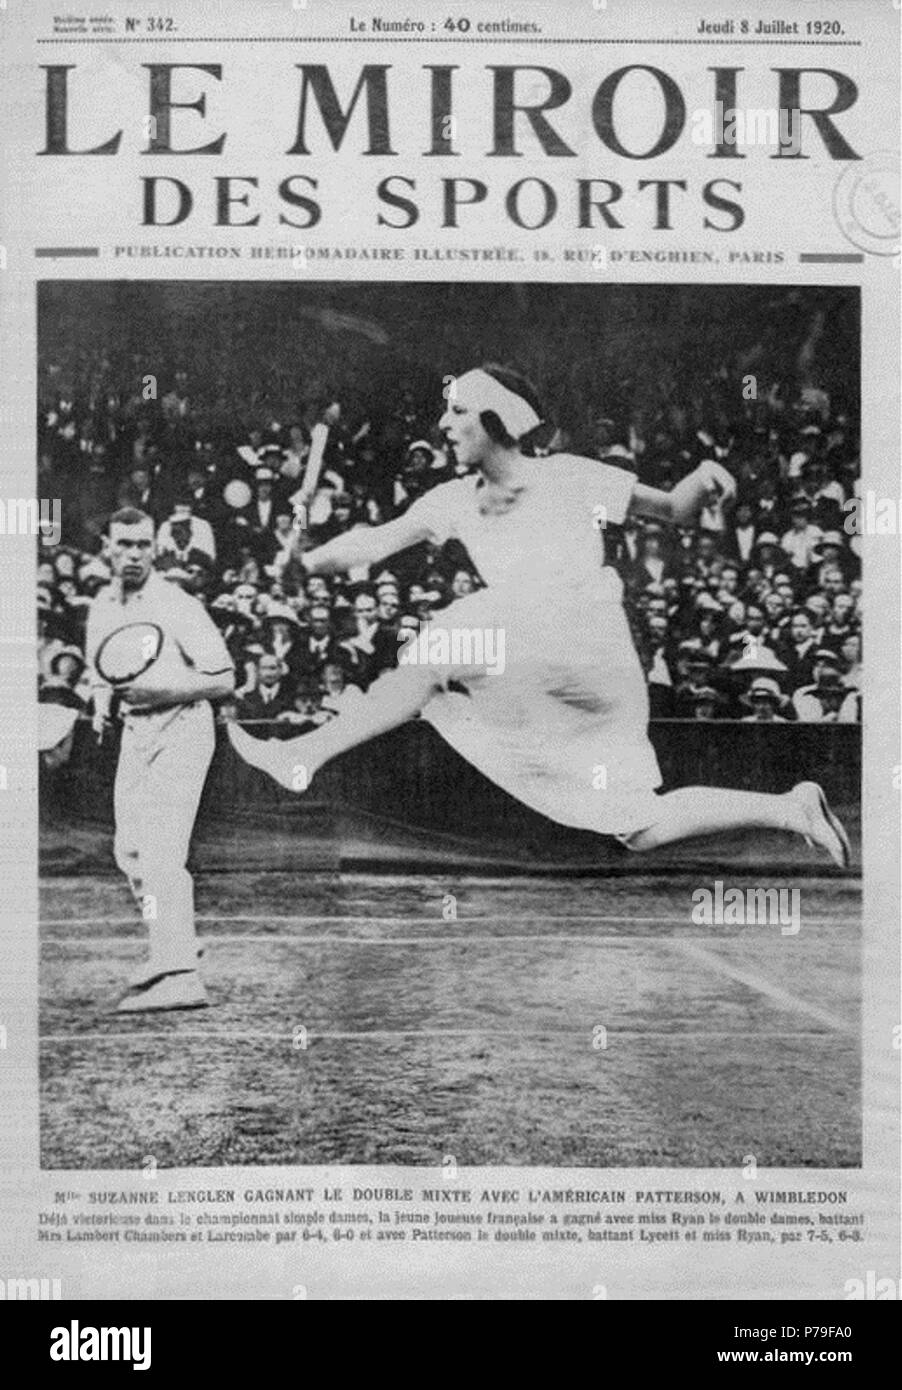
[789,781,852,869]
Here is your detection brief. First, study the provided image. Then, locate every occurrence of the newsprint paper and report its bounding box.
[0,0,899,1305]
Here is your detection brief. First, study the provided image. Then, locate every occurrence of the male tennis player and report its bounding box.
[86,508,234,1012]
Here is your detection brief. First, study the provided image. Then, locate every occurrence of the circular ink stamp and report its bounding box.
[833,151,900,257]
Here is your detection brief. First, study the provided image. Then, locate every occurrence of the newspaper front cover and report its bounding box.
[0,0,899,1304]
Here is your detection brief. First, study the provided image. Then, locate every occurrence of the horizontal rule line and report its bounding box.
[799,253,866,263]
[39,912,852,928]
[35,37,863,46]
[35,247,100,258]
[39,1029,843,1045]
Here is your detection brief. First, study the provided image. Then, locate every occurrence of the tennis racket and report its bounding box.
[289,423,330,530]
[94,622,165,687]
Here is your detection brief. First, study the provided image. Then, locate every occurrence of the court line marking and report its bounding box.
[39,1028,846,1045]
[667,939,856,1035]
[41,912,856,929]
[41,933,858,951]
[42,872,862,887]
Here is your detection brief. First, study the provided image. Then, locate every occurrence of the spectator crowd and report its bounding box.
[37,286,862,734]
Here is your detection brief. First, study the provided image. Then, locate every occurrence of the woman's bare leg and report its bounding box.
[626,782,850,867]
[228,675,852,869]
[227,665,443,790]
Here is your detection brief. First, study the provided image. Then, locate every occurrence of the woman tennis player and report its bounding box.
[228,365,850,867]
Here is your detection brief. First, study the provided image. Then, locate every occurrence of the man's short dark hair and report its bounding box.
[108,507,153,531]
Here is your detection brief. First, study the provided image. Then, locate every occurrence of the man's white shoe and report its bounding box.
[116,970,209,1013]
[790,782,851,869]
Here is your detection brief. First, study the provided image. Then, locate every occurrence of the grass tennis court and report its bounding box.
[40,860,860,1170]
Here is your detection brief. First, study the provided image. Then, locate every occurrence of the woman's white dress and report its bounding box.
[405,455,662,837]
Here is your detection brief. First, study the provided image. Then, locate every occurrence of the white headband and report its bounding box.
[450,369,542,440]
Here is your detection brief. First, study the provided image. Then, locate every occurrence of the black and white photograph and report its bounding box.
[2,0,898,1318]
[38,280,861,1169]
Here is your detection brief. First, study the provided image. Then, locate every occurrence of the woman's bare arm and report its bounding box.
[629,460,736,529]
[299,510,433,577]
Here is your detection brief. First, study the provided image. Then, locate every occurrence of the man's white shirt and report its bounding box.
[86,571,233,715]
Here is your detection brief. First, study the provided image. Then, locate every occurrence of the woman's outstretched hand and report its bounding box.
[698,458,737,507]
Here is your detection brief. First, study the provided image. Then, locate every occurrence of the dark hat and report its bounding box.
[743,677,788,708]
